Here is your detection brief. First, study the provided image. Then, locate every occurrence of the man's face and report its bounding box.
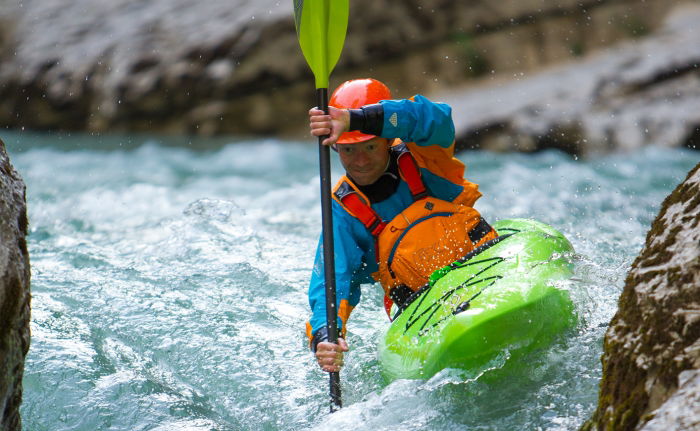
[336,137,391,186]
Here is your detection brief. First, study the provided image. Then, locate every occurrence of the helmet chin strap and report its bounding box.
[382,157,393,177]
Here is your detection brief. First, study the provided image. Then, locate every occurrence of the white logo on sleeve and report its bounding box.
[389,112,398,128]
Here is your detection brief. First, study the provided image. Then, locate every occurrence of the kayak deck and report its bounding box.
[378,219,577,380]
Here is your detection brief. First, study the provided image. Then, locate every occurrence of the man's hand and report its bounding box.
[315,338,349,373]
[309,106,350,147]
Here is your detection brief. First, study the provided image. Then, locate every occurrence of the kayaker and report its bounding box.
[307,78,498,373]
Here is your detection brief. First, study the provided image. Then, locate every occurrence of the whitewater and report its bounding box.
[4,130,698,431]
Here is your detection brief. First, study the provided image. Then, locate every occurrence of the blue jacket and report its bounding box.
[307,95,472,339]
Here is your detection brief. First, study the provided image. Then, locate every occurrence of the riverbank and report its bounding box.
[1,0,697,157]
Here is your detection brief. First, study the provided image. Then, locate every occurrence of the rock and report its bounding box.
[443,4,700,156]
[639,370,700,431]
[582,162,700,431]
[0,139,31,430]
[0,0,689,140]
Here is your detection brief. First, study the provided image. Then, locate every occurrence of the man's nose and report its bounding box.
[352,150,370,165]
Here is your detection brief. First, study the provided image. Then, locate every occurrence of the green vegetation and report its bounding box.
[570,41,584,57]
[619,15,650,38]
[452,32,490,78]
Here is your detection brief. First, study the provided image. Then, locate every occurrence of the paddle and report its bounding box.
[293,0,349,412]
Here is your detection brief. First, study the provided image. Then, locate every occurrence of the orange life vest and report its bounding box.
[332,142,497,315]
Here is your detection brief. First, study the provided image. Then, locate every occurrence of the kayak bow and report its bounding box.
[378,219,577,381]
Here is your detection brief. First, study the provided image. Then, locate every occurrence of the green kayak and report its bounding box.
[378,218,577,381]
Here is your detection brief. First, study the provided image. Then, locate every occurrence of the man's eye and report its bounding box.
[365,144,377,151]
[340,146,354,154]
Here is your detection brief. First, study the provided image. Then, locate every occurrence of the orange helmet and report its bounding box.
[330,78,391,144]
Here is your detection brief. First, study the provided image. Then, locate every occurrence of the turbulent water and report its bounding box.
[5,130,699,431]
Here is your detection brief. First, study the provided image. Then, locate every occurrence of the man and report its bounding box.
[307,78,497,373]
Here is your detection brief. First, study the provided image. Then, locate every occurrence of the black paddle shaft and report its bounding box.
[317,87,342,411]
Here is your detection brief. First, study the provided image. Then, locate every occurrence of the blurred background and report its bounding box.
[1,0,699,156]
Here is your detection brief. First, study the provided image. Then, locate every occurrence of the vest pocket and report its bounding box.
[386,212,454,277]
[383,210,482,290]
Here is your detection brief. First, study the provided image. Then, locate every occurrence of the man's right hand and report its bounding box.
[309,106,350,147]
[315,338,349,373]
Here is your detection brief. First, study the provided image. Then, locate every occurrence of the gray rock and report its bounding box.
[0,138,31,431]
[443,4,700,156]
[640,370,700,431]
[582,162,700,430]
[0,0,688,139]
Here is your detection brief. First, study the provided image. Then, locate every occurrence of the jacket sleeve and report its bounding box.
[379,94,455,149]
[307,202,372,348]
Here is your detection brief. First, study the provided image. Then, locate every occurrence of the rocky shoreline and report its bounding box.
[1,0,697,156]
[582,162,700,430]
[0,138,31,431]
[442,4,700,156]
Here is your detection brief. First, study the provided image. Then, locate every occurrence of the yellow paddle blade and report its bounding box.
[293,0,349,89]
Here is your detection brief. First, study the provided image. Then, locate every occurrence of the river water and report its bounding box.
[5,130,698,431]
